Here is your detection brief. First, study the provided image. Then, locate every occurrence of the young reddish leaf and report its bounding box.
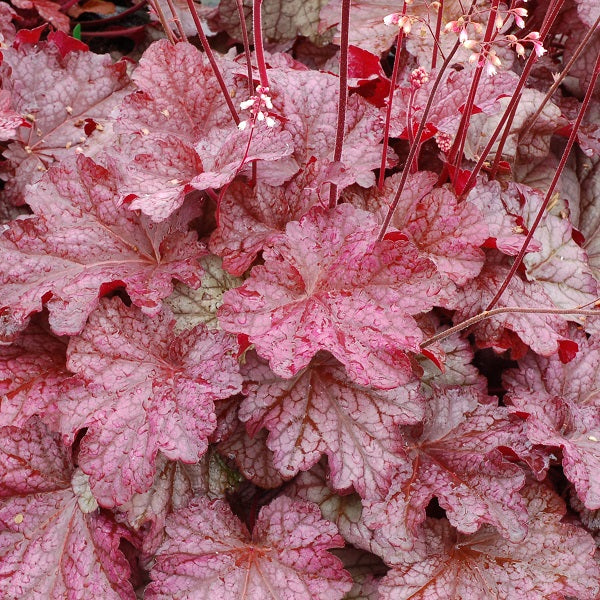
[505,329,600,509]
[362,387,528,550]
[0,155,206,341]
[0,41,130,204]
[11,0,70,32]
[165,255,243,332]
[0,420,135,599]
[0,320,68,428]
[240,352,424,497]
[56,297,242,507]
[146,495,352,599]
[377,482,600,600]
[218,203,441,389]
[451,258,574,357]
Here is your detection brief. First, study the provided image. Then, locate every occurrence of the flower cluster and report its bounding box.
[237,84,276,130]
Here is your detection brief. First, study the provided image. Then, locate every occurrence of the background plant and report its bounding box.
[0,0,600,598]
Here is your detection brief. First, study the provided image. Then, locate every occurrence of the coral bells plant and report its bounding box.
[2,0,600,597]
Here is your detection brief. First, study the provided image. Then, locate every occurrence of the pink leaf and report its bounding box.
[465,179,542,256]
[268,67,387,189]
[56,297,242,507]
[451,258,574,357]
[349,173,488,285]
[146,495,352,599]
[240,352,424,497]
[0,320,68,428]
[0,155,206,341]
[505,328,600,509]
[363,387,528,551]
[218,203,441,389]
[377,482,600,600]
[0,90,23,142]
[210,166,322,276]
[0,41,131,204]
[0,420,135,599]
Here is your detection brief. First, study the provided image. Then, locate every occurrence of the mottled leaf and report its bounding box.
[219,203,441,389]
[57,297,242,507]
[377,482,600,600]
[146,495,352,599]
[0,155,205,341]
[0,420,135,599]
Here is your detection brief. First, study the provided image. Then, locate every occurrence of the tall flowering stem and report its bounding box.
[486,51,600,311]
[378,2,408,190]
[165,0,187,41]
[253,0,269,89]
[186,0,240,125]
[460,0,564,194]
[328,0,351,208]
[447,0,500,181]
[377,36,466,240]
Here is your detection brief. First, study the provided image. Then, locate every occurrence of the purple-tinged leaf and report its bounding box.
[0,41,130,204]
[146,495,352,599]
[219,203,441,389]
[363,387,528,550]
[451,257,574,357]
[0,155,206,341]
[505,329,600,509]
[57,297,242,507]
[240,352,424,497]
[377,482,600,600]
[0,320,68,428]
[0,420,135,599]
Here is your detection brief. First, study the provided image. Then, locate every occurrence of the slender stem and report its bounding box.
[460,0,565,194]
[421,303,600,348]
[77,0,147,26]
[488,91,520,176]
[329,0,351,208]
[165,0,188,42]
[236,0,256,185]
[80,25,147,37]
[186,0,240,125]
[253,0,269,88]
[448,0,500,178]
[148,0,177,43]
[236,0,254,91]
[431,0,444,69]
[486,51,600,311]
[520,12,600,143]
[377,37,463,240]
[378,21,406,190]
